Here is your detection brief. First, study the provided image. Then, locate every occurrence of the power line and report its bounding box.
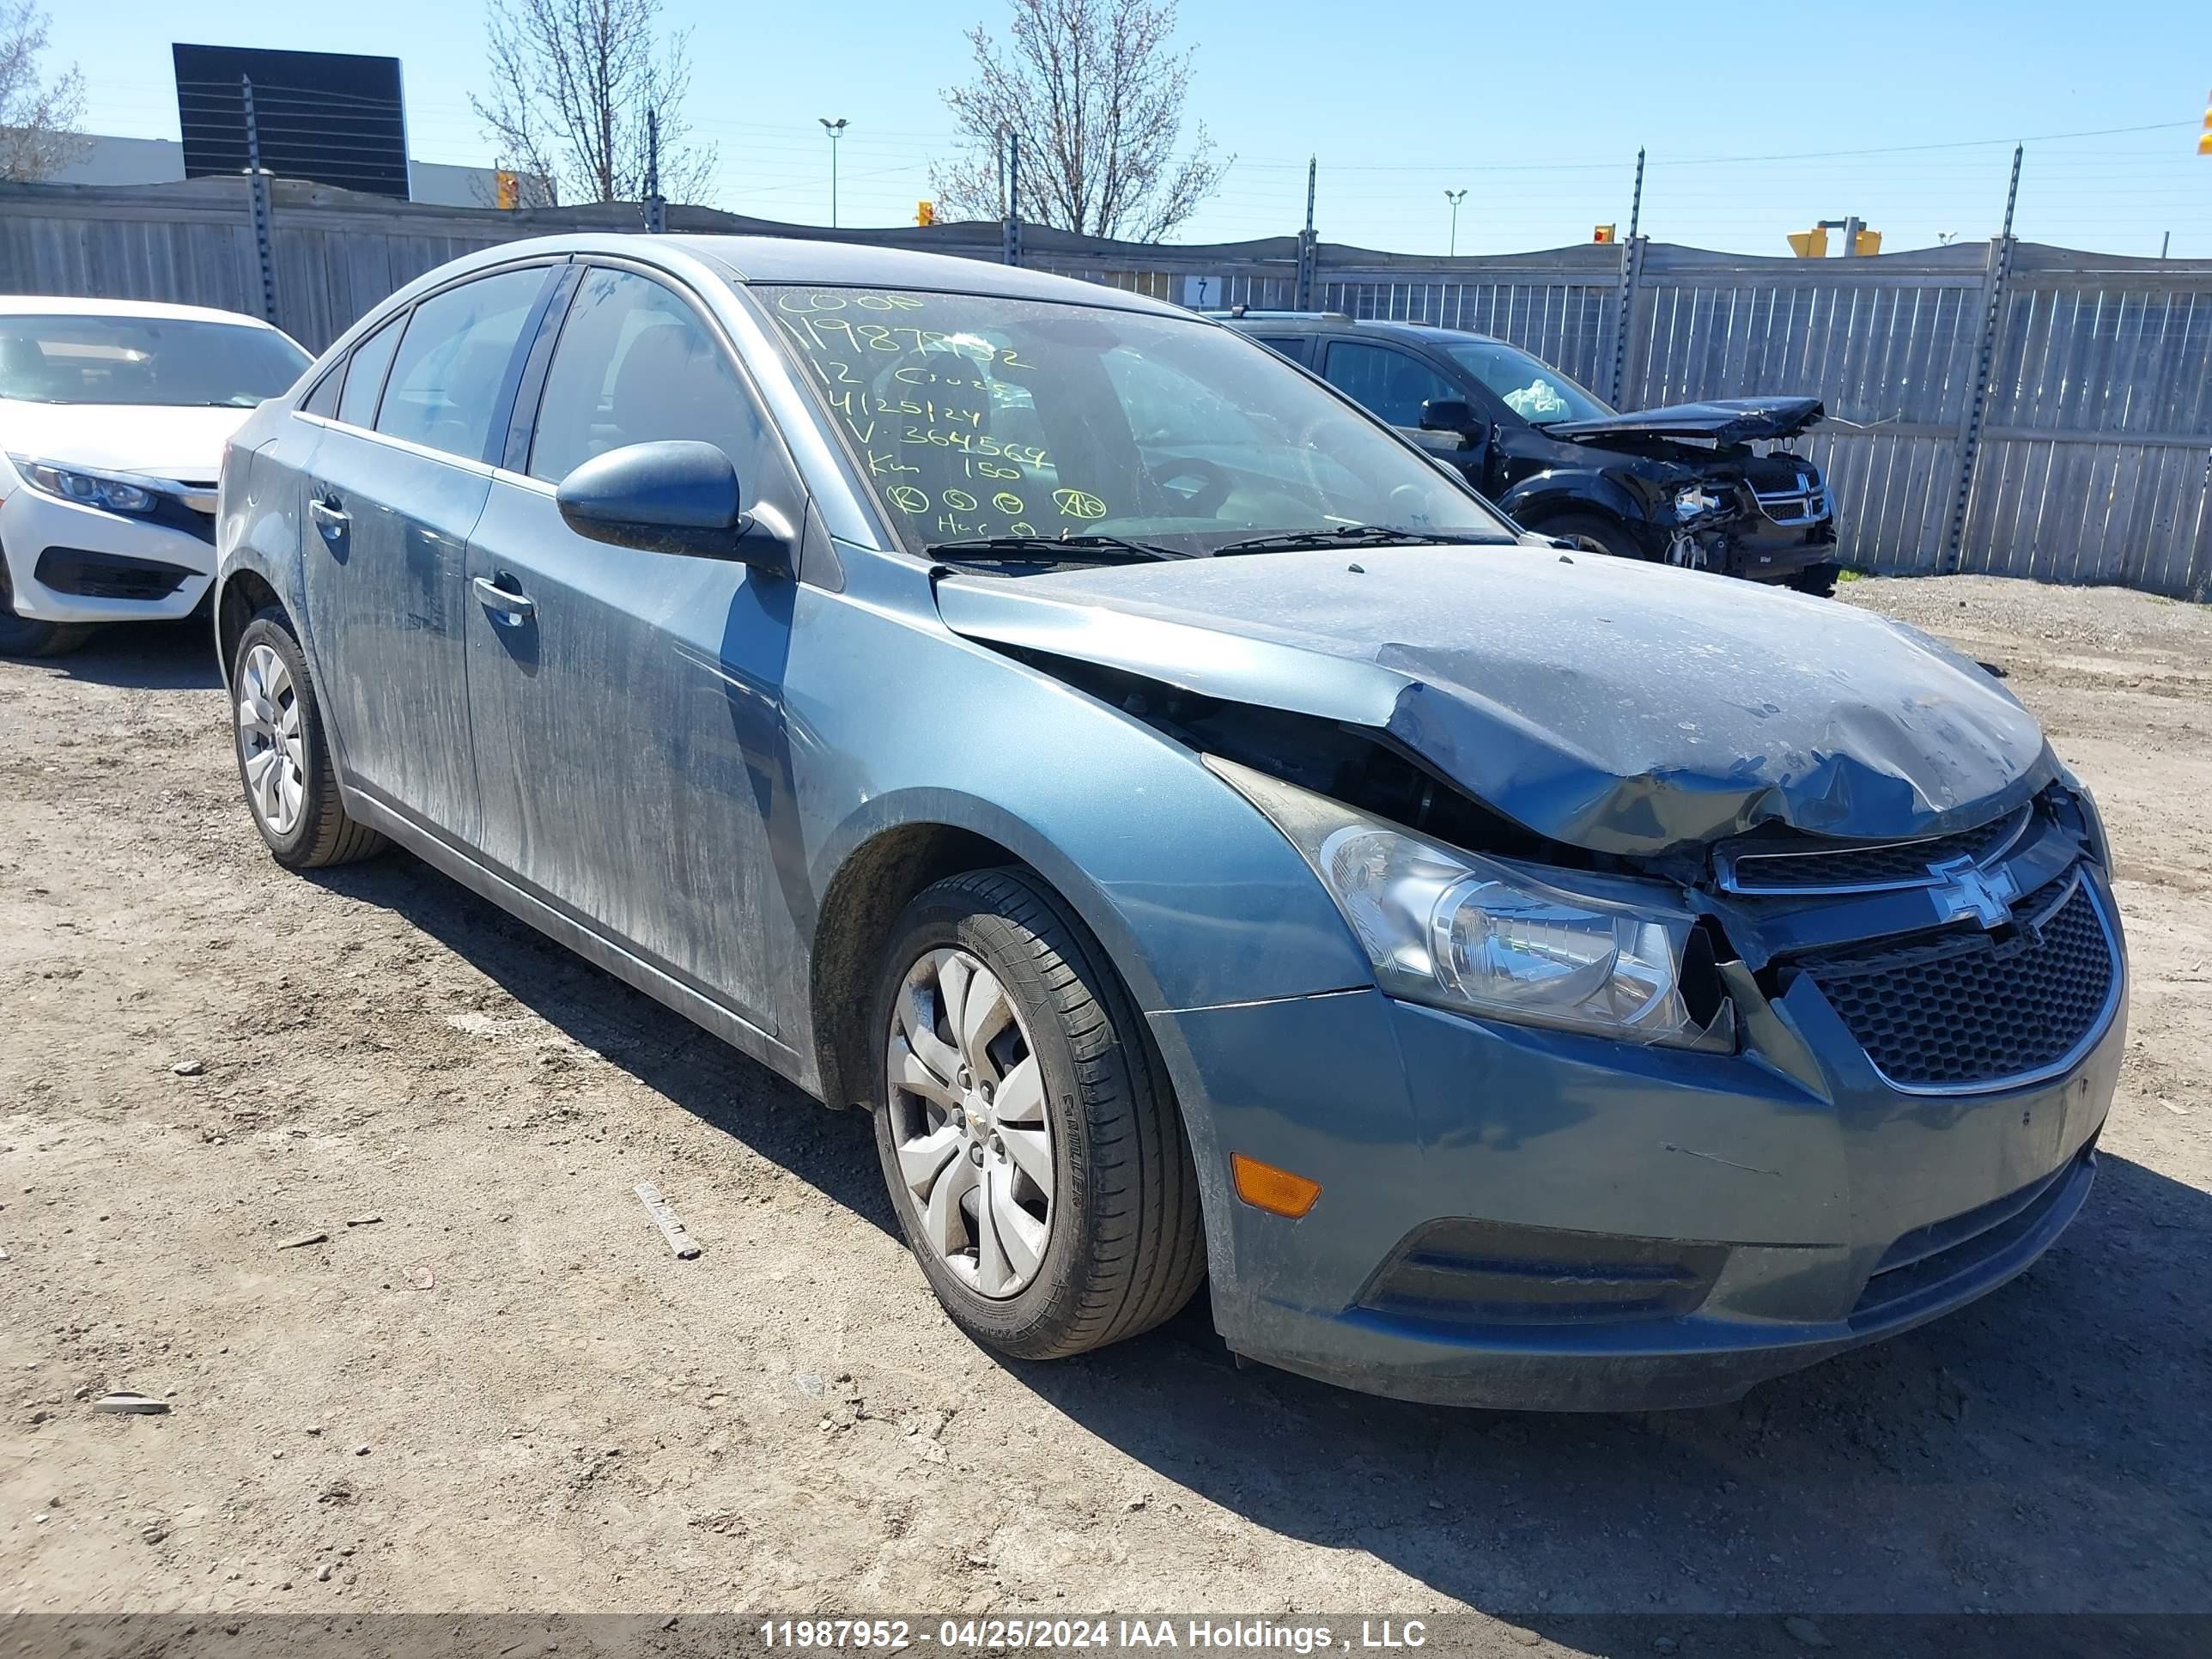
[1231,119,2201,176]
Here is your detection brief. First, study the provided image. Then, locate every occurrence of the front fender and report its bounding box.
[790,570,1370,1019]
[1498,466,1651,534]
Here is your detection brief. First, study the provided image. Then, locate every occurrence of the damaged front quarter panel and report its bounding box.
[931,544,2057,859]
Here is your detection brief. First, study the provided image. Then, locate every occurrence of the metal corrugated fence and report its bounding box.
[3,179,2207,598]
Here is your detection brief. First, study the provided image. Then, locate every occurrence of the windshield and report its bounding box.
[1442,339,1614,426]
[758,286,1516,556]
[0,315,311,408]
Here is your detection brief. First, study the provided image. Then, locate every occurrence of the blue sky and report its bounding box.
[50,0,2212,257]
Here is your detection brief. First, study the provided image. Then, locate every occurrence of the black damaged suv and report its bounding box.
[1222,312,1842,595]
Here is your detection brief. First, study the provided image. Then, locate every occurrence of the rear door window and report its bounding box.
[336,313,404,429]
[526,267,766,485]
[1322,340,1462,428]
[374,268,549,460]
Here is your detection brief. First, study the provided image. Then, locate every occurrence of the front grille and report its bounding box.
[1753,476,1832,526]
[33,546,196,601]
[1850,1146,2094,1325]
[1718,801,2033,895]
[1799,874,2118,1093]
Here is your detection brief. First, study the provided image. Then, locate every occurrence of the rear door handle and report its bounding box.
[473,574,536,625]
[307,495,348,540]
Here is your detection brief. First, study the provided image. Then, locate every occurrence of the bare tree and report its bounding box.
[470,0,715,208]
[933,0,1228,242]
[0,1,89,183]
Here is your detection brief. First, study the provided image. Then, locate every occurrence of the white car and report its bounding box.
[0,298,311,657]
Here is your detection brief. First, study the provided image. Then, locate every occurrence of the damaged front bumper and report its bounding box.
[1146,872,2123,1412]
[1665,475,1839,584]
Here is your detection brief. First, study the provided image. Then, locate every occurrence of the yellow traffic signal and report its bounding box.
[916,199,935,226]
[2201,94,2212,154]
[495,169,519,210]
[1786,228,1829,258]
[1854,228,1882,256]
[1592,223,1616,244]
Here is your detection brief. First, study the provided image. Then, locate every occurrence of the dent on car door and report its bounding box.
[298,265,556,842]
[464,264,805,1037]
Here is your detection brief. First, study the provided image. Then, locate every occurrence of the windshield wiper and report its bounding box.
[926,533,1188,565]
[1211,524,1515,556]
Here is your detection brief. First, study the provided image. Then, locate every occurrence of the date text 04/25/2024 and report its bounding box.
[755,1621,1429,1652]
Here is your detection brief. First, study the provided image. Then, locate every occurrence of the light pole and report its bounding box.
[1444,188,1468,257]
[819,117,848,228]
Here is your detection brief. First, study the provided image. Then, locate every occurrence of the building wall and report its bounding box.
[47,133,514,209]
[50,135,185,188]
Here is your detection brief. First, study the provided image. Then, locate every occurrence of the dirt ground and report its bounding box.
[2,574,2208,1634]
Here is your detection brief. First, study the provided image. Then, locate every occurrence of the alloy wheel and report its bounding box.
[236,641,306,836]
[885,946,1054,1298]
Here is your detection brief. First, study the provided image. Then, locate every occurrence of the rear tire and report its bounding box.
[231,608,387,869]
[0,560,92,657]
[1538,511,1646,563]
[872,867,1206,1361]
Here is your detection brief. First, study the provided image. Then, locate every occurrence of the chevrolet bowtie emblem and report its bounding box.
[1926,854,2017,928]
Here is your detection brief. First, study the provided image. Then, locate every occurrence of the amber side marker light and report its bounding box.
[1231,1153,1322,1218]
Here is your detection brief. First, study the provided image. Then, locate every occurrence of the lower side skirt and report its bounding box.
[339,786,819,1101]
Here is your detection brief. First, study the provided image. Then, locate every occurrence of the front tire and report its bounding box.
[1538,511,1646,563]
[872,868,1205,1361]
[0,560,92,658]
[230,609,387,869]
[1786,560,1842,599]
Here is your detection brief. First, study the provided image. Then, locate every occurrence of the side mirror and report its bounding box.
[556,440,788,574]
[1419,398,1480,434]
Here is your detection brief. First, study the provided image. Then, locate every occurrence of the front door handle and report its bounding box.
[472,574,536,625]
[307,495,348,542]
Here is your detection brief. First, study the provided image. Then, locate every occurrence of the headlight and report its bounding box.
[1673,483,1729,520]
[6,454,160,515]
[2057,773,2112,869]
[1208,757,1734,1050]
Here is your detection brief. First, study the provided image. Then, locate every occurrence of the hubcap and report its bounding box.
[885,946,1053,1299]
[236,642,306,836]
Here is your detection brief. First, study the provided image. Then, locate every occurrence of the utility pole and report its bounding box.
[1942,143,2024,573]
[1001,130,1022,266]
[643,107,665,234]
[1606,149,1646,407]
[818,117,848,228]
[1294,155,1317,309]
[1444,188,1467,257]
[240,76,278,326]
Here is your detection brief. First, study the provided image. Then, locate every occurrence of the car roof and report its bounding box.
[0,295,289,330]
[565,233,1199,317]
[1231,314,1508,349]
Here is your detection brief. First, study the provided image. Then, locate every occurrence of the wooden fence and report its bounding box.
[3,177,2207,598]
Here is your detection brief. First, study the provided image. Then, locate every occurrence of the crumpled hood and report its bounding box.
[0,399,252,481]
[1545,395,1823,448]
[935,544,2055,857]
